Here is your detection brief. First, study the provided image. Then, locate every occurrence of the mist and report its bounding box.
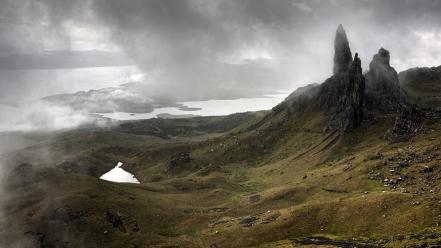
[1,0,441,131]
[1,1,441,247]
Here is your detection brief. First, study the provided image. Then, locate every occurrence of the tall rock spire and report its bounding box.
[333,24,353,74]
[324,52,365,133]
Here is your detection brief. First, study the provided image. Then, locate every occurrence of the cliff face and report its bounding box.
[365,48,403,113]
[322,53,365,133]
[317,25,365,133]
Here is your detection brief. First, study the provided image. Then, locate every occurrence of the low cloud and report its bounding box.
[0,101,94,132]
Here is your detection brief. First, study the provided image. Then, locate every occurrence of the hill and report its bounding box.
[2,25,441,248]
[399,66,441,108]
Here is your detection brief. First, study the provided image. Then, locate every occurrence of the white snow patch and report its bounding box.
[100,162,140,184]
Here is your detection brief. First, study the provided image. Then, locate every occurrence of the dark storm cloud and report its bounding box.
[1,0,441,101]
[85,0,441,91]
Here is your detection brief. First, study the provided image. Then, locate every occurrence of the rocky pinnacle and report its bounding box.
[365,47,402,113]
[333,24,353,74]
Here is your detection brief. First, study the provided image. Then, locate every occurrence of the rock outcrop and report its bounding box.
[277,25,365,134]
[324,53,365,133]
[365,48,402,113]
[313,25,365,133]
[333,24,353,74]
[384,105,423,142]
[275,25,418,135]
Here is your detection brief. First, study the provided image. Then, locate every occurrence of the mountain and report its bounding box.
[3,25,441,248]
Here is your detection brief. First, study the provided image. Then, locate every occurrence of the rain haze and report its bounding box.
[2,1,441,247]
[1,0,441,131]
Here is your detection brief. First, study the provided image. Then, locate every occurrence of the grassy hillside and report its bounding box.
[399,66,441,108]
[3,103,441,247]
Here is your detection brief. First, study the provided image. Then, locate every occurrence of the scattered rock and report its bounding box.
[261,211,281,224]
[106,210,126,232]
[249,194,261,203]
[385,105,423,142]
[168,151,192,171]
[291,236,382,247]
[399,161,410,168]
[368,152,384,160]
[400,188,410,194]
[210,219,230,227]
[420,166,433,174]
[208,207,229,213]
[343,163,352,171]
[240,216,258,227]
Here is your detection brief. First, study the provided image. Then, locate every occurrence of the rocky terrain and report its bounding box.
[3,25,441,248]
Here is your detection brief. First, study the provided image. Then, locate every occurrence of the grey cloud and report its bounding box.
[1,0,441,104]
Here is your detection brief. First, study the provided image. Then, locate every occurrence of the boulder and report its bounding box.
[168,151,192,170]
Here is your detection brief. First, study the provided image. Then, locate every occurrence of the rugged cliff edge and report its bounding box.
[276,25,365,133]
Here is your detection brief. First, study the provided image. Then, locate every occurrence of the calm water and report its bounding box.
[98,93,288,120]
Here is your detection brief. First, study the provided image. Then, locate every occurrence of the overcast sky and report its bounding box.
[1,0,441,102]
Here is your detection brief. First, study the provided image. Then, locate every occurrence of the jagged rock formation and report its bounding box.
[384,105,423,142]
[365,48,403,113]
[276,25,426,136]
[333,24,353,74]
[276,25,365,134]
[315,25,365,133]
[324,53,365,133]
